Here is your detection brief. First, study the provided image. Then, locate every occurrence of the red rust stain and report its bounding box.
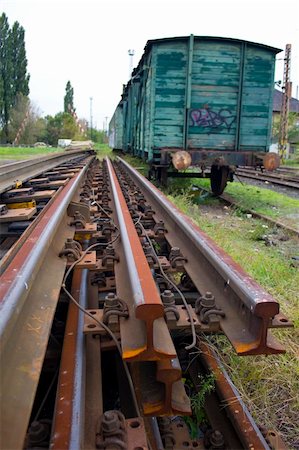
[0,171,82,302]
[51,270,81,450]
[109,162,164,319]
[136,168,279,313]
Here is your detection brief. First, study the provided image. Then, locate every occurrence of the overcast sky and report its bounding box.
[2,0,299,130]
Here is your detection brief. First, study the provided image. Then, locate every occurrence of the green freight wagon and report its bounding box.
[109,35,281,194]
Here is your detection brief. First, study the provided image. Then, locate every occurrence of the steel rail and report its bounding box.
[51,268,87,450]
[238,166,299,182]
[193,185,299,237]
[0,158,93,450]
[116,157,285,356]
[106,158,177,361]
[220,191,299,236]
[197,340,272,449]
[236,168,299,190]
[0,149,92,194]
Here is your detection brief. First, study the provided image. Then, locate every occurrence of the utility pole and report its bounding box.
[128,49,135,78]
[104,116,109,135]
[278,44,292,161]
[89,97,93,141]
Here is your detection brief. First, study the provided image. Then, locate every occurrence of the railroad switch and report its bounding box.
[6,200,36,209]
[91,272,107,287]
[70,210,86,228]
[101,222,116,240]
[195,292,225,325]
[96,410,127,449]
[103,293,129,330]
[26,419,51,448]
[96,412,148,450]
[143,241,156,267]
[157,416,205,450]
[153,219,167,237]
[204,429,225,449]
[59,238,82,261]
[102,244,119,269]
[14,180,22,188]
[161,290,180,325]
[169,247,187,270]
[143,205,155,219]
[0,204,8,215]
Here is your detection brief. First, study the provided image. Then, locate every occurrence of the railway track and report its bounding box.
[0,154,292,449]
[235,166,299,191]
[190,184,299,237]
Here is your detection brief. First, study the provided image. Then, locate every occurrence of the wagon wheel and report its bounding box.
[210,165,229,195]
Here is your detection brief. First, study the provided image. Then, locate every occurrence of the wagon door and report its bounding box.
[153,41,187,152]
[239,45,276,151]
[188,39,241,151]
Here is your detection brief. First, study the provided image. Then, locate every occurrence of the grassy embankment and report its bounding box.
[122,155,299,448]
[0,146,61,161]
[0,143,112,162]
[169,190,299,447]
[189,177,299,230]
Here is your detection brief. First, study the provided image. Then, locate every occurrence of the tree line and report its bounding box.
[0,13,107,146]
[0,12,29,141]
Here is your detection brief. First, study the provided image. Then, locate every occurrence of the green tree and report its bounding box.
[0,13,13,139]
[64,81,74,113]
[272,112,299,143]
[0,13,30,142]
[45,112,78,146]
[10,21,30,98]
[7,93,46,145]
[87,127,108,143]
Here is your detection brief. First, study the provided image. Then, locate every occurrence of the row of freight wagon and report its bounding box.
[109,35,281,194]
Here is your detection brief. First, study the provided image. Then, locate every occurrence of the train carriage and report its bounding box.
[109,35,281,194]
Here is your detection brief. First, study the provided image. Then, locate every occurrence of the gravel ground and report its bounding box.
[0,159,18,165]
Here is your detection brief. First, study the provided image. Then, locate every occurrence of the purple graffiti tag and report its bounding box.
[190,108,236,132]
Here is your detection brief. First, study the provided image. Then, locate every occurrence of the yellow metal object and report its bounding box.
[7,200,36,209]
[14,180,22,188]
[74,233,92,241]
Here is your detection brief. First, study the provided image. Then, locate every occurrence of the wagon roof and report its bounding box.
[144,35,282,55]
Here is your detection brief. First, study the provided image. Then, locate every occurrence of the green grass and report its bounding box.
[168,192,299,447]
[94,143,112,159]
[173,178,299,230]
[184,373,215,438]
[283,160,299,167]
[0,146,61,160]
[121,154,149,176]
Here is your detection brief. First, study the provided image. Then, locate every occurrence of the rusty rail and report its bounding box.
[106,158,176,362]
[0,156,94,450]
[116,157,287,356]
[0,149,94,194]
[51,269,87,450]
[105,158,191,416]
[0,156,290,449]
[236,167,299,190]
[195,340,271,449]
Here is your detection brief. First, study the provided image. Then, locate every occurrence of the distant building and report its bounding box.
[273,89,299,116]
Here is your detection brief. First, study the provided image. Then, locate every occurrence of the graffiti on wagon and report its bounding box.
[190,107,236,132]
